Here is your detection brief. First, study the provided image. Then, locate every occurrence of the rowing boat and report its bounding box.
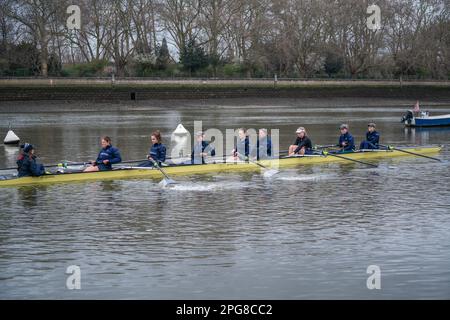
[0,146,443,187]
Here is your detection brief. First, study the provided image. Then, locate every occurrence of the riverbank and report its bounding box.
[0,79,449,101]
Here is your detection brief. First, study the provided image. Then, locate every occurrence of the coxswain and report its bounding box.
[17,143,45,177]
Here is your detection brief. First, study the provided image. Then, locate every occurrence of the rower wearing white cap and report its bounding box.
[288,127,313,156]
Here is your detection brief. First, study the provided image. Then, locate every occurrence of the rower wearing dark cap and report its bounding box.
[360,123,380,150]
[333,124,355,153]
[17,143,46,177]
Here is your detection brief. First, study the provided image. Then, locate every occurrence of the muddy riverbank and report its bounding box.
[0,80,449,102]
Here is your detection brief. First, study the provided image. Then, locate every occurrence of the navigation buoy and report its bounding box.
[171,124,190,160]
[173,123,189,135]
[3,125,20,145]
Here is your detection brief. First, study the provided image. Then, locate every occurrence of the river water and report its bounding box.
[0,98,449,299]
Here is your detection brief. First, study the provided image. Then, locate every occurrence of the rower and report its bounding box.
[138,130,167,167]
[251,128,272,160]
[331,124,355,153]
[288,127,313,156]
[17,143,45,177]
[231,128,250,159]
[359,122,380,150]
[191,131,215,164]
[84,136,122,172]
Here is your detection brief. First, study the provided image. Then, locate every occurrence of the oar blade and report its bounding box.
[263,169,279,178]
[159,178,178,188]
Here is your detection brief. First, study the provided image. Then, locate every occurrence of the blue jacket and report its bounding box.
[149,143,166,164]
[365,131,380,147]
[191,141,215,164]
[235,136,250,157]
[339,132,355,152]
[96,145,122,170]
[252,137,272,159]
[17,155,45,177]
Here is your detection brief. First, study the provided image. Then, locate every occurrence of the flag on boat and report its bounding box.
[413,100,420,113]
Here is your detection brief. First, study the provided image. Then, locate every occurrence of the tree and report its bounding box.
[179,39,208,74]
[160,0,203,55]
[324,51,344,77]
[199,0,242,76]
[156,37,171,69]
[4,0,65,76]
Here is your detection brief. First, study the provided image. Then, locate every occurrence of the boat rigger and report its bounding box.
[0,146,443,187]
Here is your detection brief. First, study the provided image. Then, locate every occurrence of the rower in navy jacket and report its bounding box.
[288,127,313,156]
[251,128,272,160]
[191,131,216,164]
[359,122,380,150]
[17,143,45,177]
[231,128,250,159]
[84,136,122,172]
[331,124,355,153]
[138,130,167,167]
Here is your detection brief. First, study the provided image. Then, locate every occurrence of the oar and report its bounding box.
[148,158,177,187]
[237,152,279,177]
[321,151,378,168]
[379,144,442,162]
[315,144,338,149]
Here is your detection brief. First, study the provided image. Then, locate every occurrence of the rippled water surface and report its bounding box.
[1,99,449,299]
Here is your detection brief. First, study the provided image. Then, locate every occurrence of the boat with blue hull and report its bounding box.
[401,110,450,127]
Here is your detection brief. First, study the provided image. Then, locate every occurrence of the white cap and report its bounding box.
[296,127,306,133]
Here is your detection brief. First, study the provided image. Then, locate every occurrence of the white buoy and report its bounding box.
[171,124,190,162]
[173,123,189,135]
[4,129,20,145]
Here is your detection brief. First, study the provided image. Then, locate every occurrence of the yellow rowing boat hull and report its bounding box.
[0,146,443,187]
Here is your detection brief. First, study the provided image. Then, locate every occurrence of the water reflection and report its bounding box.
[17,186,44,209]
[404,126,450,145]
[2,145,19,165]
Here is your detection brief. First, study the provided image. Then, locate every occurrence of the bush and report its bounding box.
[62,59,108,77]
[222,64,242,77]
